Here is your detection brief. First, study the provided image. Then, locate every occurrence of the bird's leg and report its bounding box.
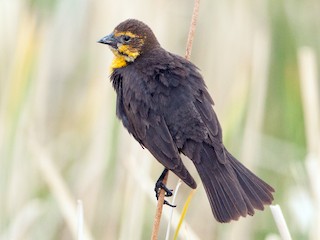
[155,169,173,197]
[154,168,176,207]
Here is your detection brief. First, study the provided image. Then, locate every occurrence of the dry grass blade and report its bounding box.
[270,205,292,240]
[77,200,84,240]
[165,180,182,240]
[298,47,320,154]
[298,47,320,240]
[29,138,94,240]
[173,189,196,240]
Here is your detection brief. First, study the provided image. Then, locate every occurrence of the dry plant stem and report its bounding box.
[151,1,200,239]
[77,200,84,240]
[151,172,169,240]
[298,47,320,240]
[185,0,200,60]
[270,205,292,240]
[29,138,94,240]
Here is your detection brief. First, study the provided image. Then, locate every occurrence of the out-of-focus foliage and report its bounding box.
[0,0,319,239]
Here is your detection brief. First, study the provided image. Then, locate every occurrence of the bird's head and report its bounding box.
[98,19,160,69]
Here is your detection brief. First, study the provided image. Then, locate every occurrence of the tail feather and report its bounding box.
[227,150,274,207]
[192,143,274,223]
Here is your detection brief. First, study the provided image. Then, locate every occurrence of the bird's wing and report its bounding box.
[158,56,226,163]
[187,66,227,162]
[120,73,196,188]
[193,87,222,142]
[189,72,222,142]
[168,56,223,142]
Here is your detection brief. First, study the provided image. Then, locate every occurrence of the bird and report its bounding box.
[98,19,274,223]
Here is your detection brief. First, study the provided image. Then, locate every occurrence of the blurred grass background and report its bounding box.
[0,0,319,239]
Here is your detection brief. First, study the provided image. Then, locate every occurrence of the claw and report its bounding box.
[154,168,176,208]
[155,181,173,197]
[164,200,176,208]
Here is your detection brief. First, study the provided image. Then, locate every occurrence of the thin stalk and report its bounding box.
[151,172,169,240]
[151,0,200,238]
[270,205,292,240]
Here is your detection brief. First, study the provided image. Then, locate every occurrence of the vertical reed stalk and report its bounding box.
[151,0,200,238]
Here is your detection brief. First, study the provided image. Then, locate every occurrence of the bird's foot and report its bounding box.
[154,169,176,208]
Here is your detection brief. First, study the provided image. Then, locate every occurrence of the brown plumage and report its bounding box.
[98,19,274,223]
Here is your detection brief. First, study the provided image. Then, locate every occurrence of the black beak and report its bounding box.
[97,33,117,47]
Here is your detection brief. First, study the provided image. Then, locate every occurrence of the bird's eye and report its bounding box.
[122,35,131,43]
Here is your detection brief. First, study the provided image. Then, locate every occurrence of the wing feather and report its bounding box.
[119,72,197,188]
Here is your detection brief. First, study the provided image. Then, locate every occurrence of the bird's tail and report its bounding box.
[193,143,274,223]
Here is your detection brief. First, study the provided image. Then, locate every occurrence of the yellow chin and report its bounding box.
[111,55,128,70]
[110,45,140,70]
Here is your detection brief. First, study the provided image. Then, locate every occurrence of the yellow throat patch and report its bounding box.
[110,52,128,70]
[110,31,144,71]
[110,45,141,70]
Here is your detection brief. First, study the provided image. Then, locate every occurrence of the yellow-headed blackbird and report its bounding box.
[98,19,274,223]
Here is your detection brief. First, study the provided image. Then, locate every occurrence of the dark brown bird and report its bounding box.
[98,19,274,223]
